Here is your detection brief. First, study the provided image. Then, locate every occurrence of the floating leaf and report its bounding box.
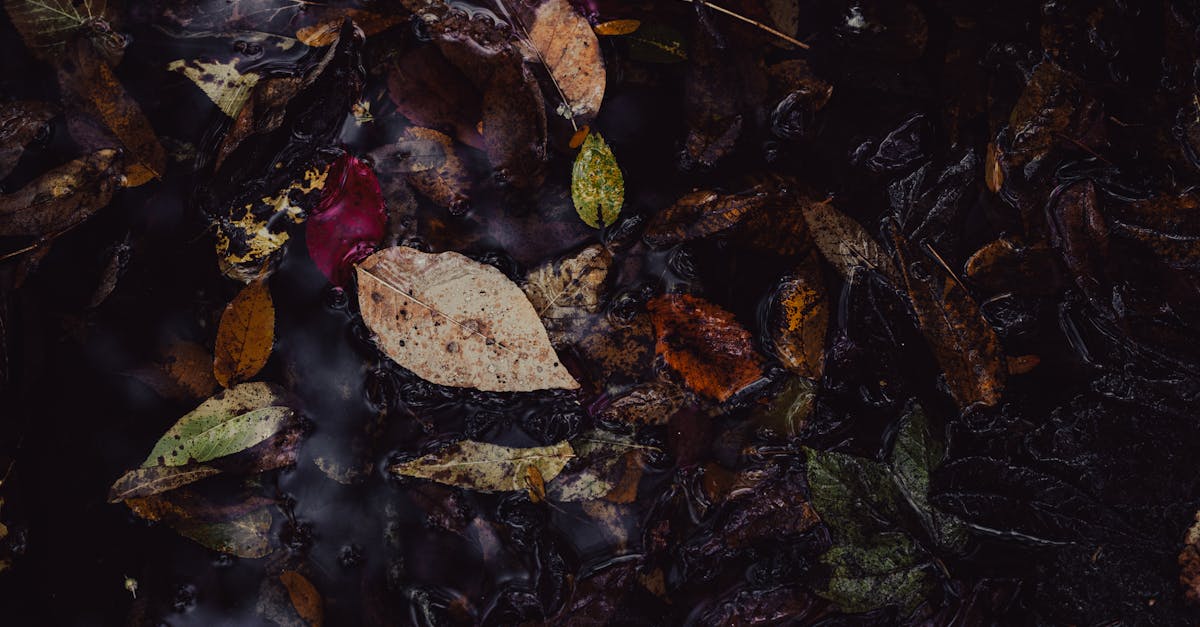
[0,148,121,237]
[370,127,470,214]
[771,259,828,379]
[174,507,272,558]
[523,244,611,343]
[594,19,640,36]
[356,246,579,392]
[893,233,1005,408]
[142,382,288,467]
[214,279,275,388]
[547,431,646,503]
[571,131,624,228]
[819,533,933,614]
[4,0,109,60]
[803,200,898,282]
[168,59,261,118]
[648,294,765,402]
[390,440,575,493]
[126,340,219,402]
[304,154,386,286]
[279,570,324,627]
[645,186,772,248]
[158,406,292,467]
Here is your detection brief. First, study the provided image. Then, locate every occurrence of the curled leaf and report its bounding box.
[214,279,275,388]
[648,294,765,402]
[571,131,624,228]
[390,440,575,493]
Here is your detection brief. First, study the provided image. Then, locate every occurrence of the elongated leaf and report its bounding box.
[356,246,579,392]
[279,570,324,627]
[214,279,275,388]
[803,200,899,282]
[107,464,221,502]
[571,131,624,228]
[0,148,122,237]
[5,0,102,59]
[143,382,288,467]
[390,440,575,493]
[772,259,828,379]
[518,0,606,121]
[627,22,687,64]
[644,186,772,248]
[158,406,293,467]
[173,507,272,558]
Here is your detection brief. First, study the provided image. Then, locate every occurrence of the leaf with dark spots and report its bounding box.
[390,440,574,493]
[648,294,765,403]
[546,430,647,503]
[0,148,122,237]
[384,45,484,150]
[123,489,273,524]
[168,58,261,119]
[893,232,1005,409]
[509,0,607,123]
[891,406,968,553]
[571,131,624,228]
[803,199,899,283]
[108,464,222,502]
[771,257,828,379]
[573,313,656,387]
[644,185,773,248]
[0,100,55,180]
[304,154,386,286]
[140,382,289,468]
[523,244,611,344]
[369,127,470,214]
[597,380,685,426]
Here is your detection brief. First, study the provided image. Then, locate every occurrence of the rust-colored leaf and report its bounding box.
[280,570,324,627]
[594,19,641,36]
[127,339,219,402]
[648,294,765,403]
[1181,512,1200,606]
[772,258,828,379]
[964,237,1060,295]
[597,380,685,425]
[214,280,275,388]
[893,233,1005,408]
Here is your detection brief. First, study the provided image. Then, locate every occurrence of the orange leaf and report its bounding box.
[297,11,403,47]
[214,280,275,388]
[594,19,641,36]
[772,258,828,379]
[279,570,324,627]
[648,294,765,402]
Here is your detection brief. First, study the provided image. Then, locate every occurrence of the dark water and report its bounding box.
[3,0,1200,625]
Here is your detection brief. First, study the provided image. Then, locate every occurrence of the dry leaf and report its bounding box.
[390,440,575,493]
[522,244,611,344]
[0,148,121,237]
[279,570,324,627]
[214,279,275,388]
[107,465,222,502]
[772,258,828,379]
[645,185,773,248]
[168,59,261,118]
[893,233,1005,408]
[356,246,579,392]
[648,294,766,402]
[517,0,607,121]
[803,199,899,282]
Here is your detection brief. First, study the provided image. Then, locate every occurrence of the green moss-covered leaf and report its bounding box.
[390,440,575,493]
[143,382,288,467]
[819,532,934,613]
[571,131,624,228]
[889,405,969,553]
[803,446,903,542]
[173,507,272,558]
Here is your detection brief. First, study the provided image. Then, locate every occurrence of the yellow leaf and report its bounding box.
[593,19,641,36]
[168,59,261,118]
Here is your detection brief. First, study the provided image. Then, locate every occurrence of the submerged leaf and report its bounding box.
[571,131,624,228]
[214,279,275,388]
[597,380,685,426]
[522,244,611,343]
[803,200,898,282]
[772,259,828,379]
[173,507,272,558]
[819,533,933,613]
[107,465,223,502]
[356,247,579,392]
[0,148,121,237]
[547,431,646,503]
[5,0,109,60]
[370,127,470,214]
[626,22,687,63]
[168,59,261,118]
[891,406,968,553]
[645,186,772,248]
[648,294,765,402]
[390,440,575,493]
[1181,513,1200,605]
[279,570,324,627]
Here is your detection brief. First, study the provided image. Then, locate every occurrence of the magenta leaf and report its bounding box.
[306,154,387,286]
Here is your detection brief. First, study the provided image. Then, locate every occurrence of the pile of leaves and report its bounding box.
[2,0,1200,624]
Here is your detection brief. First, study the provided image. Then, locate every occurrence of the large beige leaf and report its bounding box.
[390,440,575,493]
[356,247,579,392]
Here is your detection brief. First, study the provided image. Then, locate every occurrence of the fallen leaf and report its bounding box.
[645,186,772,248]
[390,440,575,493]
[127,340,219,402]
[648,294,765,403]
[515,0,607,121]
[626,22,687,63]
[890,405,968,552]
[681,17,766,170]
[765,0,800,39]
[87,233,131,308]
[123,490,273,524]
[1001,59,1102,179]
[803,200,899,282]
[279,570,324,627]
[214,280,275,388]
[522,244,611,343]
[384,45,484,150]
[0,100,56,180]
[174,507,272,558]
[159,406,293,467]
[0,148,122,237]
[304,154,386,286]
[819,533,933,614]
[5,0,115,61]
[594,19,640,36]
[107,465,223,502]
[356,246,579,392]
[1048,180,1110,303]
[749,376,815,436]
[369,127,470,214]
[1181,512,1200,605]
[571,131,624,228]
[141,382,289,467]
[547,431,646,503]
[168,59,261,118]
[296,9,401,47]
[596,380,685,425]
[1111,192,1200,269]
[963,237,1060,295]
[893,233,1005,408]
[771,259,828,379]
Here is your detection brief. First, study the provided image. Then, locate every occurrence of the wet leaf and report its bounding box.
[594,19,640,36]
[645,186,772,248]
[370,127,470,214]
[648,294,765,403]
[1001,59,1102,179]
[1048,180,1110,303]
[771,259,828,379]
[107,465,222,502]
[141,382,289,467]
[547,431,646,503]
[279,570,324,627]
[157,406,293,467]
[1181,513,1200,606]
[384,45,484,150]
[0,148,121,237]
[522,244,611,343]
[964,237,1060,295]
[626,22,687,64]
[4,0,112,60]
[296,9,401,47]
[803,200,899,282]
[804,447,905,542]
[571,131,624,228]
[891,405,968,553]
[749,376,815,436]
[681,17,765,170]
[390,440,574,493]
[0,100,55,180]
[127,340,219,402]
[819,533,932,614]
[214,279,275,388]
[517,0,607,121]
[356,246,579,392]
[893,232,1005,408]
[173,507,272,558]
[765,0,800,38]
[304,154,386,286]
[168,59,261,118]
[597,380,685,426]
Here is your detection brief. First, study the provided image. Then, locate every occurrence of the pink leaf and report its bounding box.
[306,154,387,285]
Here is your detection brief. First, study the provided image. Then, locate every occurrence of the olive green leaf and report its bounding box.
[750,376,816,436]
[571,131,624,228]
[390,440,575,493]
[891,405,969,553]
[143,382,288,467]
[820,533,934,614]
[154,406,293,467]
[804,446,904,542]
[173,507,272,558]
[5,0,105,59]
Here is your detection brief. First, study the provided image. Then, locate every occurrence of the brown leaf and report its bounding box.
[1048,180,1110,302]
[107,464,222,502]
[803,199,899,282]
[280,571,324,627]
[516,0,607,122]
[1000,59,1103,180]
[384,45,484,150]
[597,381,685,426]
[681,15,766,170]
[356,246,578,392]
[124,490,273,524]
[574,313,655,386]
[214,279,275,388]
[296,9,401,46]
[1111,192,1200,269]
[0,100,56,180]
[594,19,641,36]
[648,294,765,403]
[0,148,121,237]
[127,340,219,402]
[57,38,166,186]
[893,232,1006,408]
[1181,511,1200,606]
[964,237,1061,295]
[771,258,828,379]
[645,186,773,248]
[369,127,471,213]
[523,244,612,344]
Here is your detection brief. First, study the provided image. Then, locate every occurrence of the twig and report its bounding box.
[0,242,40,263]
[680,0,810,49]
[924,242,968,292]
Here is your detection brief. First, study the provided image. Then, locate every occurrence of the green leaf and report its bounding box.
[889,405,969,553]
[819,532,934,614]
[156,406,293,467]
[390,440,575,493]
[142,382,288,467]
[173,507,272,558]
[803,446,903,542]
[571,131,624,228]
[626,22,687,64]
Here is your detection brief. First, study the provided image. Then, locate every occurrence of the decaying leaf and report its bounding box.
[891,406,968,552]
[574,313,656,386]
[279,570,324,627]
[1111,192,1200,269]
[1181,512,1200,605]
[5,0,117,61]
[384,45,484,150]
[174,507,272,558]
[645,186,773,248]
[356,246,579,392]
[681,15,766,170]
[771,259,828,379]
[514,0,607,122]
[648,294,765,403]
[1000,59,1102,179]
[390,440,574,493]
[214,280,275,388]
[296,8,401,47]
[964,236,1060,295]
[0,100,56,180]
[571,131,624,228]
[370,127,470,213]
[626,22,687,63]
[157,406,293,467]
[168,59,261,118]
[304,154,386,285]
[126,340,219,402]
[522,244,611,343]
[893,233,1005,408]
[803,200,899,282]
[107,464,223,502]
[547,431,647,503]
[0,148,121,237]
[597,380,685,426]
[140,382,289,467]
[750,376,815,436]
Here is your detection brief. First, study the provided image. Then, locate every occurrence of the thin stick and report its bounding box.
[681,0,810,49]
[0,242,40,263]
[924,242,967,292]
